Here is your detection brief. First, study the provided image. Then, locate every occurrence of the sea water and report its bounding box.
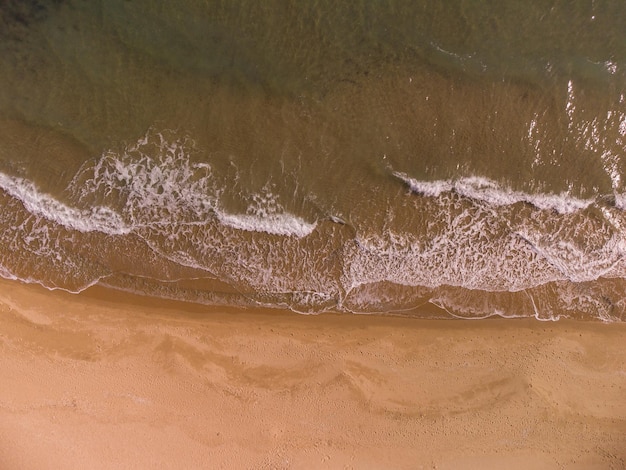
[1,0,626,320]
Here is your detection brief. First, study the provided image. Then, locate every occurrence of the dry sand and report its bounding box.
[0,278,625,469]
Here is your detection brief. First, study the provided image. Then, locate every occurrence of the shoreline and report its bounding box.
[1,278,625,469]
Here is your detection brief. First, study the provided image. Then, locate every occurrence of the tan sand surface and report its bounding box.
[0,278,625,469]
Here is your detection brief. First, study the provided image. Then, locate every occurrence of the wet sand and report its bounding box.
[0,278,625,469]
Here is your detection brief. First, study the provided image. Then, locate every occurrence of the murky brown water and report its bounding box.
[1,0,626,320]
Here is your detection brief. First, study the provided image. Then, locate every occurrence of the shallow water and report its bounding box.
[1,0,626,320]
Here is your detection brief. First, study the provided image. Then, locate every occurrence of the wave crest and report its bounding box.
[393,171,593,214]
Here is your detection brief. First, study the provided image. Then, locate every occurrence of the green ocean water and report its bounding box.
[1,0,626,320]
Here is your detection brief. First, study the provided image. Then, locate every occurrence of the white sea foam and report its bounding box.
[70,130,316,238]
[0,260,106,294]
[614,193,626,211]
[516,231,626,283]
[341,214,626,320]
[343,225,562,295]
[70,132,218,226]
[4,127,625,319]
[605,60,618,75]
[345,167,626,317]
[0,171,130,235]
[217,212,316,237]
[0,264,19,282]
[215,183,317,237]
[393,171,593,214]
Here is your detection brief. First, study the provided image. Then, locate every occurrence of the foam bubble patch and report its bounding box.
[0,172,130,234]
[217,212,316,237]
[393,171,593,214]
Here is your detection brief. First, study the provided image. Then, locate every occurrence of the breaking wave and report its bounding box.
[392,171,593,214]
[1,130,625,321]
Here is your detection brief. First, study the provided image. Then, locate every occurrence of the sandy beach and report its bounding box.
[0,278,625,469]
